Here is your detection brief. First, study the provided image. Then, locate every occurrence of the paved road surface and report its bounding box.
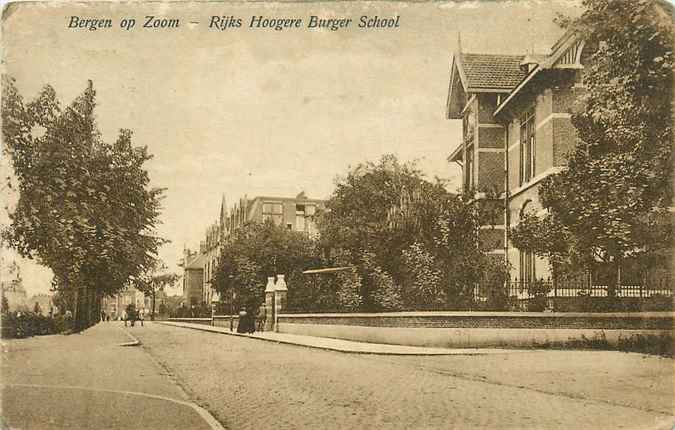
[1,322,220,430]
[133,322,673,430]
[2,321,673,429]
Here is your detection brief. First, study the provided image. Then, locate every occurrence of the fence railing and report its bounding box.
[504,278,673,300]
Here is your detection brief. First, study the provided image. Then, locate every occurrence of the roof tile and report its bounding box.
[460,53,527,90]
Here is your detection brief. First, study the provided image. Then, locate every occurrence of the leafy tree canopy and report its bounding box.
[212,220,320,311]
[2,77,166,325]
[318,154,508,310]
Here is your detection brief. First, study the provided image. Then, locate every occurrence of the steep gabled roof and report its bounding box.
[460,53,527,91]
[447,52,527,119]
[185,253,207,270]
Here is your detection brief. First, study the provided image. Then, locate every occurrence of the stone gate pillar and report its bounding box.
[274,274,288,332]
[264,276,275,332]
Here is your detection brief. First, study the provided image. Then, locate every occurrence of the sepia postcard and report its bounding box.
[0,0,673,429]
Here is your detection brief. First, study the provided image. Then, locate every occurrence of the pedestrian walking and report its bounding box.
[138,309,144,327]
[247,308,256,334]
[256,304,266,332]
[122,310,128,326]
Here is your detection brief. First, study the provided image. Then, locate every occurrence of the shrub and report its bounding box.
[534,332,673,357]
[1,312,72,339]
[336,270,363,311]
[526,280,552,311]
[402,243,446,310]
[616,333,672,357]
[369,266,403,311]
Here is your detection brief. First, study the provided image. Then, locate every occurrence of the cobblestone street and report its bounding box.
[133,323,673,430]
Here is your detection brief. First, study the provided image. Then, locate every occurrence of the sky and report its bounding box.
[1,0,581,296]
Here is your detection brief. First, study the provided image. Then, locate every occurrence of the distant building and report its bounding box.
[1,261,28,312]
[28,293,54,316]
[101,287,146,319]
[179,249,205,307]
[144,289,169,315]
[196,192,326,305]
[224,191,325,236]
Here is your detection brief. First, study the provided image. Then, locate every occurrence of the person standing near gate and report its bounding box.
[237,308,247,333]
[256,304,266,332]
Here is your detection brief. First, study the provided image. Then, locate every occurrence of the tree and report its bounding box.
[212,220,321,313]
[318,154,508,310]
[513,0,672,294]
[135,263,178,321]
[317,155,448,309]
[318,155,443,277]
[2,78,166,329]
[426,192,509,310]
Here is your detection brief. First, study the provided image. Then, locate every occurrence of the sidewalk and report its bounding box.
[1,322,224,430]
[157,321,519,355]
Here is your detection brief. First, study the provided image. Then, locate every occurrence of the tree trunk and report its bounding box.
[82,284,89,329]
[94,291,101,324]
[70,277,79,331]
[151,290,156,321]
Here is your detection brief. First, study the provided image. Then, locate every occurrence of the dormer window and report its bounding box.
[519,55,540,74]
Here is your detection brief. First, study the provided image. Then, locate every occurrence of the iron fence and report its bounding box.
[505,277,673,300]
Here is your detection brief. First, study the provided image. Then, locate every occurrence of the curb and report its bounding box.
[155,321,517,356]
[119,327,142,347]
[118,325,224,430]
[3,383,225,430]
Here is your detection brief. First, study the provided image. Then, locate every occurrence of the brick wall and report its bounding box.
[553,118,576,166]
[478,126,505,148]
[480,227,505,250]
[535,120,553,175]
[477,151,504,193]
[552,87,575,113]
[277,312,673,330]
[478,94,498,124]
[534,90,552,125]
[478,199,504,226]
[507,120,520,191]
